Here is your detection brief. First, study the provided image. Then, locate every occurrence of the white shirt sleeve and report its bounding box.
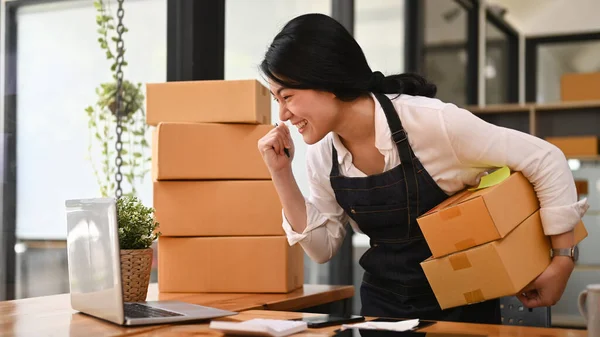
[281,143,349,264]
[440,103,589,235]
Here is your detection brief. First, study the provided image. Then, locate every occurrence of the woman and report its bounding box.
[257,13,588,324]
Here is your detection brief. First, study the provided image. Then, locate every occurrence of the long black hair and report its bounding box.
[260,13,436,102]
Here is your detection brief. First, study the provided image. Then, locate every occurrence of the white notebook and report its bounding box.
[209,319,308,337]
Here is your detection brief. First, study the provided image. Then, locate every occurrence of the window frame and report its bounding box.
[525,31,600,103]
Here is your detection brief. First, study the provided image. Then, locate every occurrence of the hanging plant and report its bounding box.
[85,0,151,198]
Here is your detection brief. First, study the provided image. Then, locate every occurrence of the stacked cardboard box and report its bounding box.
[417,167,588,309]
[560,72,600,101]
[545,136,599,157]
[147,79,304,293]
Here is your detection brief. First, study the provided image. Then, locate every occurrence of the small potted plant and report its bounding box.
[117,195,161,302]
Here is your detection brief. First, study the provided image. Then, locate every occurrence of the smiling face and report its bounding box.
[269,80,341,145]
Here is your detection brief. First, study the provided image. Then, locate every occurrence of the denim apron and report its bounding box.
[329,93,501,324]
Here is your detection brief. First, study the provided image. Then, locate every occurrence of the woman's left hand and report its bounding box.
[517,256,574,308]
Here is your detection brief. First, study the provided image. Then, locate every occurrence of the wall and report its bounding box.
[489,0,600,36]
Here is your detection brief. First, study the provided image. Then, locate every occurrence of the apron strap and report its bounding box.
[373,93,419,216]
[330,145,340,176]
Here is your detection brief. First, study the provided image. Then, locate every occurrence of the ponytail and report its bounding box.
[367,71,437,98]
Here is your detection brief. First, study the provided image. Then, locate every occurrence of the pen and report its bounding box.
[274,123,291,158]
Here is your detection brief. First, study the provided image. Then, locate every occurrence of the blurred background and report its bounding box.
[1,0,599,329]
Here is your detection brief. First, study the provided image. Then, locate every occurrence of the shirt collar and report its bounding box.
[331,94,395,166]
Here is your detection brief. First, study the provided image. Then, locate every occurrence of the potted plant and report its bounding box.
[117,195,161,302]
[85,0,151,198]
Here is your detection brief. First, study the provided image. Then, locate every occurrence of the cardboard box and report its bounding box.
[158,236,304,293]
[561,72,600,101]
[575,179,589,195]
[146,79,271,125]
[421,211,588,310]
[154,180,284,236]
[417,171,539,258]
[545,136,599,157]
[152,123,272,180]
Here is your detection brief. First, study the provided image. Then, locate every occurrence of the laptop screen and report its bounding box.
[65,198,125,325]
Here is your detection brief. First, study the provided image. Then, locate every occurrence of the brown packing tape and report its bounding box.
[449,253,472,271]
[440,207,461,221]
[464,289,484,304]
[454,238,477,251]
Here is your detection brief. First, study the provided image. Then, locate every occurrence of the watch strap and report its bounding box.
[550,248,573,257]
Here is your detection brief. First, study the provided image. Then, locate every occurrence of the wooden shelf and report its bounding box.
[567,155,600,162]
[465,104,531,114]
[535,100,600,112]
[464,100,600,114]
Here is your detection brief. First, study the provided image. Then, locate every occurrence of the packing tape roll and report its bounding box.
[440,207,461,221]
[449,253,472,271]
[464,289,484,304]
[455,238,476,251]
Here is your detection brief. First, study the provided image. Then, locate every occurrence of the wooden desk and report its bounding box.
[0,284,354,337]
[127,310,588,337]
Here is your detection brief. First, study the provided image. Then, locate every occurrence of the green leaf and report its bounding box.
[95,133,102,141]
[108,24,115,30]
[121,149,128,155]
[133,152,142,158]
[94,1,102,9]
[97,28,107,35]
[106,50,114,59]
[140,139,149,147]
[116,196,160,249]
[111,63,117,71]
[85,106,94,113]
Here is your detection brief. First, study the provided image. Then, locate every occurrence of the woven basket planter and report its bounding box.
[120,248,153,302]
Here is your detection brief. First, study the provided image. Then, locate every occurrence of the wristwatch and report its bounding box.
[550,245,579,262]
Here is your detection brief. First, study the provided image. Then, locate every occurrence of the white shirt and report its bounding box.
[282,94,589,264]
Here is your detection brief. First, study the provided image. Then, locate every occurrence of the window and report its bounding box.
[484,12,518,104]
[4,0,166,299]
[422,0,470,106]
[355,0,404,75]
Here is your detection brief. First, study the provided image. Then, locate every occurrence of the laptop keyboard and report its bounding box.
[124,303,185,319]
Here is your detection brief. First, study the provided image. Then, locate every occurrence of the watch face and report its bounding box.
[573,245,579,262]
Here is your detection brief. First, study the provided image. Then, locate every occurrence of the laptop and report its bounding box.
[65,197,238,326]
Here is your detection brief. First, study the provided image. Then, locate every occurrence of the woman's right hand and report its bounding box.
[257,123,294,174]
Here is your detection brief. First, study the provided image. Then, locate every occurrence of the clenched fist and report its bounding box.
[257,123,295,174]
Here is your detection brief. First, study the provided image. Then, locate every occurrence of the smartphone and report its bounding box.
[371,317,437,329]
[298,314,366,328]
